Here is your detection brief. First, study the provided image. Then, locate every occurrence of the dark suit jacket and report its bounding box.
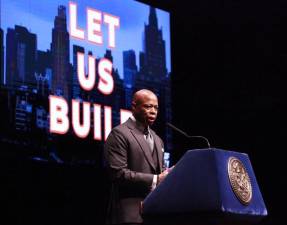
[104,118,165,224]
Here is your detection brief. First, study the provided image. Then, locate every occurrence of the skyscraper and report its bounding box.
[123,50,137,88]
[51,5,70,100]
[139,6,167,82]
[123,50,137,108]
[5,25,37,90]
[0,28,4,86]
[36,50,52,95]
[72,45,84,99]
[135,7,172,152]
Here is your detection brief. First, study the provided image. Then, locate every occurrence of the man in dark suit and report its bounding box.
[104,89,171,224]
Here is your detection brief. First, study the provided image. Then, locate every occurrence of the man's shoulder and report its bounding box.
[105,121,130,144]
[111,119,131,133]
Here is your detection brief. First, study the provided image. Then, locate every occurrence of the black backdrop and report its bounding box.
[165,0,285,224]
[1,0,286,224]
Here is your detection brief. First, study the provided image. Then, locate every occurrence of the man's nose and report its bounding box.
[150,107,157,114]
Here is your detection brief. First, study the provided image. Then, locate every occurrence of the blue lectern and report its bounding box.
[142,148,267,224]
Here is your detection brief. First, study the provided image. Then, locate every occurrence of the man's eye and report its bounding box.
[144,105,158,110]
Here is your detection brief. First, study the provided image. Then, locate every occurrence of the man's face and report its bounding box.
[133,93,158,126]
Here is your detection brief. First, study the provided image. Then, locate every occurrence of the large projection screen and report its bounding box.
[0,0,171,165]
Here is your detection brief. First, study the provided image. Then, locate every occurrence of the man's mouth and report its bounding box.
[148,117,155,122]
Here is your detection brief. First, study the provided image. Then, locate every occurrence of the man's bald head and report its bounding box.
[131,89,158,126]
[132,89,157,106]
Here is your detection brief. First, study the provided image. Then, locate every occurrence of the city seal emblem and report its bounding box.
[228,157,252,205]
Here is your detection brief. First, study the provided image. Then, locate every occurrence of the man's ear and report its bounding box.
[131,101,136,110]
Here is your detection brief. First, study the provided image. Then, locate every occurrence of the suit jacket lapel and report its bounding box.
[126,119,156,172]
[151,130,163,172]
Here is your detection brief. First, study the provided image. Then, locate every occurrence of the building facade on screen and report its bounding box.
[0,0,172,164]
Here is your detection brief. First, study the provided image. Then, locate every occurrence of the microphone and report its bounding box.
[166,122,211,149]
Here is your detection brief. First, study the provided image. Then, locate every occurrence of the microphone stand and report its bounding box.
[167,122,211,149]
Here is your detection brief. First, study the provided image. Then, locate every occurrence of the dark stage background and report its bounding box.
[168,0,285,225]
[1,0,286,225]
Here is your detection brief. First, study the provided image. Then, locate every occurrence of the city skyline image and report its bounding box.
[0,0,173,164]
[1,0,171,82]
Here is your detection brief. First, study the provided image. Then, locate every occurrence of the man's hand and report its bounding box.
[157,165,175,185]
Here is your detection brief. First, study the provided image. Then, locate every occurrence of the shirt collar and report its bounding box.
[130,115,149,134]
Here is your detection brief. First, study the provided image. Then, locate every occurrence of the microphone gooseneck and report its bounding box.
[166,122,211,149]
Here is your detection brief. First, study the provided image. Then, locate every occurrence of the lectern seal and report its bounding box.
[228,157,252,205]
